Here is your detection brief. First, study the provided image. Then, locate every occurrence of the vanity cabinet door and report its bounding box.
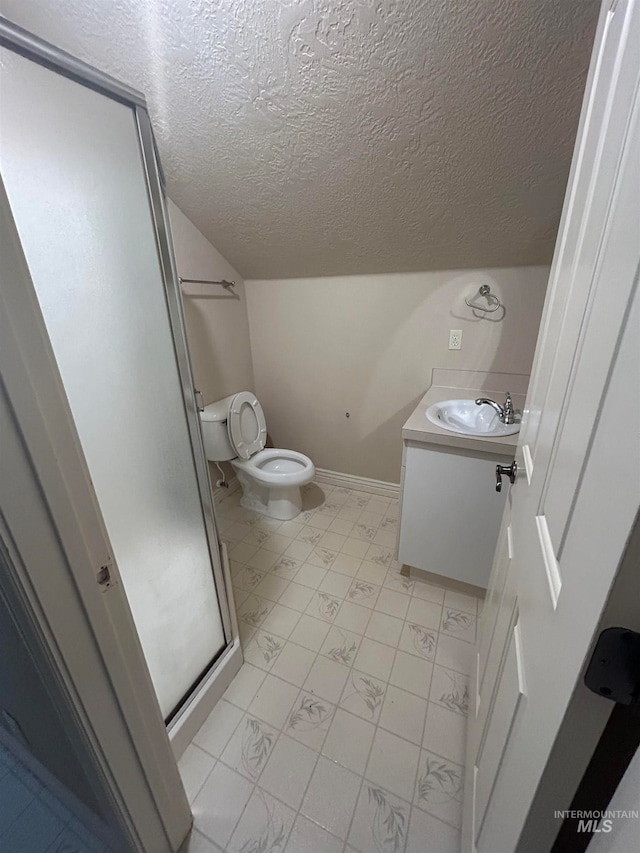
[397,442,507,588]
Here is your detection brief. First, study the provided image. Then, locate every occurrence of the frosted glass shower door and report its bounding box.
[0,48,227,719]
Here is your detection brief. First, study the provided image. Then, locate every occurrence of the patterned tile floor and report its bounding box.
[0,740,114,852]
[179,482,480,853]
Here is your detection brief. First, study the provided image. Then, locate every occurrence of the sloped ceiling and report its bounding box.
[1,0,599,278]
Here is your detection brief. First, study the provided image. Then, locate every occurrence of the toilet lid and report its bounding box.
[227,392,267,460]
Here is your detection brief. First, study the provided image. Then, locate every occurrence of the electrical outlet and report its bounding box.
[449,329,462,350]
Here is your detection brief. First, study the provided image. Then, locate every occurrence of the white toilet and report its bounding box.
[200,391,315,520]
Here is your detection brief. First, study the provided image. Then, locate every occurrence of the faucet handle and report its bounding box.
[503,392,516,425]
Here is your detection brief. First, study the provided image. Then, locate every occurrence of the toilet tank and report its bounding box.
[199,395,236,461]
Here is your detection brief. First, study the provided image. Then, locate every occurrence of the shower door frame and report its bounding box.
[1,166,191,851]
[0,17,241,756]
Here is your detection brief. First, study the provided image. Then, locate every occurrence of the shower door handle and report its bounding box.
[194,389,204,412]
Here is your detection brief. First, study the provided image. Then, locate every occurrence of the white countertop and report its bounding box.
[402,383,525,457]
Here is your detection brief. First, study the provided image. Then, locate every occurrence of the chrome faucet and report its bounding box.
[475,391,516,425]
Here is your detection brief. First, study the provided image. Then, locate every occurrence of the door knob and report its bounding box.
[496,461,517,492]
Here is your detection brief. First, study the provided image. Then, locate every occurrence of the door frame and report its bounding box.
[0,170,191,850]
[0,16,243,759]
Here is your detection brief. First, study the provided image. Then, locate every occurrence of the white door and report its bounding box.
[463,1,640,850]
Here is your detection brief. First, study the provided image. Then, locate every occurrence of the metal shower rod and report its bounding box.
[179,277,236,290]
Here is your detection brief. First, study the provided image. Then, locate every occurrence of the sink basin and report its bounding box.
[425,399,520,437]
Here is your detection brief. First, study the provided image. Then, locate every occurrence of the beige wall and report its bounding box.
[245,267,548,483]
[168,199,254,405]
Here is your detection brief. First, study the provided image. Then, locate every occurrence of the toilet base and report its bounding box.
[233,466,304,521]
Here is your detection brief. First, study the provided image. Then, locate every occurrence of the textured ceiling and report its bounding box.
[1,0,599,278]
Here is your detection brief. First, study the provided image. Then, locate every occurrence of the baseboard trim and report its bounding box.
[214,469,400,500]
[407,565,486,599]
[314,468,400,499]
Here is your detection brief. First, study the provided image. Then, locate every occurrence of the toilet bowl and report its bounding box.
[199,392,314,520]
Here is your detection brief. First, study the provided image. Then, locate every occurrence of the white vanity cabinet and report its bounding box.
[397,441,509,588]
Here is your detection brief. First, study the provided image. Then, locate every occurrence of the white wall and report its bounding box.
[169,200,255,483]
[166,208,548,485]
[168,200,254,405]
[245,267,548,483]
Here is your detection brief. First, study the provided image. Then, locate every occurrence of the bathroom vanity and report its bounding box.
[396,371,526,589]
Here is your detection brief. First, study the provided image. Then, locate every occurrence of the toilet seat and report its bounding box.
[231,449,314,487]
[200,389,315,520]
[227,391,267,460]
